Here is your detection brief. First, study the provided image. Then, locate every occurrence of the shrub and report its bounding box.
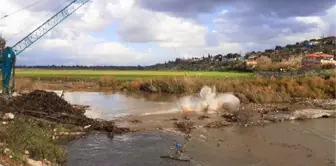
[98,76,117,88]
[321,63,336,70]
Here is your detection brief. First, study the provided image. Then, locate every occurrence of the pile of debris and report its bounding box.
[173,121,194,134]
[205,120,232,128]
[11,90,84,115]
[2,90,130,134]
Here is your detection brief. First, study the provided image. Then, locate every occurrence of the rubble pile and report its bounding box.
[205,120,232,128]
[2,90,130,134]
[10,90,85,115]
[173,121,194,134]
[7,90,88,126]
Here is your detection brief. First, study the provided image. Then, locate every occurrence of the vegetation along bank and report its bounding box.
[10,73,336,104]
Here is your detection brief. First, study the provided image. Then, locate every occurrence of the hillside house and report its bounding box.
[245,55,258,67]
[302,52,335,69]
[309,40,320,46]
[246,60,257,66]
[323,36,336,44]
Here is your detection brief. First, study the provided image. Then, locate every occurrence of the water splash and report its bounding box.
[177,96,201,113]
[177,86,240,114]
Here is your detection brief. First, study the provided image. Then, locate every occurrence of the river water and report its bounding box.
[55,91,181,119]
[57,91,335,166]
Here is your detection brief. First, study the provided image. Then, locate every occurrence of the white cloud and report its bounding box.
[113,1,240,58]
[1,0,335,65]
[40,39,72,48]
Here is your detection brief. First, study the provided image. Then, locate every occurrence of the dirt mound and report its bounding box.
[10,90,84,115]
[6,90,87,125]
[1,90,129,134]
[0,97,15,114]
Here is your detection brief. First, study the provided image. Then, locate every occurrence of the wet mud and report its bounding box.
[0,90,130,135]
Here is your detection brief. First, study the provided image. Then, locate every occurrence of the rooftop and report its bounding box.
[305,52,334,58]
[323,36,336,40]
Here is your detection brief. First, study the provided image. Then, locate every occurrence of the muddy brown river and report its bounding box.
[59,91,335,166]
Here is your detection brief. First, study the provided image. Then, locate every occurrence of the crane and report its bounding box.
[0,0,89,97]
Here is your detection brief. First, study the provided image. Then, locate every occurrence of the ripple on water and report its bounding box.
[66,131,194,166]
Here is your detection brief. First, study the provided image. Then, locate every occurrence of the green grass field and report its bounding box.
[14,69,253,80]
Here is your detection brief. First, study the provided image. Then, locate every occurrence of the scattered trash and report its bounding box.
[161,142,191,162]
[3,148,10,154]
[169,118,178,121]
[160,155,191,162]
[182,116,190,120]
[200,134,206,140]
[205,120,232,128]
[198,115,210,120]
[173,121,194,134]
[129,119,142,123]
[221,113,238,122]
[84,125,91,129]
[2,113,14,120]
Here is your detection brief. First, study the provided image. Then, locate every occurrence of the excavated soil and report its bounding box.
[0,90,130,134]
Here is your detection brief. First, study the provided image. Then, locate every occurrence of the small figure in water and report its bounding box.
[161,142,191,161]
[175,143,184,156]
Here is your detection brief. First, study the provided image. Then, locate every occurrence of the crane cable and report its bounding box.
[0,0,47,20]
[6,1,68,92]
[5,1,66,43]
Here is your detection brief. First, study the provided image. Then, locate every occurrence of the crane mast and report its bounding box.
[1,0,89,96]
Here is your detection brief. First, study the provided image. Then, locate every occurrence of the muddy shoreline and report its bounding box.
[0,89,335,165]
[0,90,132,166]
[114,100,336,132]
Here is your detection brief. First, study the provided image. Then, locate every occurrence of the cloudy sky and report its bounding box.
[0,0,335,66]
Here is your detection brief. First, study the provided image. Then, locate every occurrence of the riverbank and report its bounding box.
[12,75,336,104]
[115,99,336,132]
[0,90,131,165]
[108,101,335,166]
[66,118,336,166]
[0,87,336,163]
[0,88,335,165]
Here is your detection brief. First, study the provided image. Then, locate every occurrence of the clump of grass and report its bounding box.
[13,78,35,91]
[0,116,66,164]
[98,76,118,88]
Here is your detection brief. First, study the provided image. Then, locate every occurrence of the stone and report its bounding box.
[27,158,43,166]
[3,148,10,154]
[84,125,91,129]
[24,150,30,155]
[2,113,14,120]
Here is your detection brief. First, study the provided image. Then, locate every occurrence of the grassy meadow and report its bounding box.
[14,69,253,80]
